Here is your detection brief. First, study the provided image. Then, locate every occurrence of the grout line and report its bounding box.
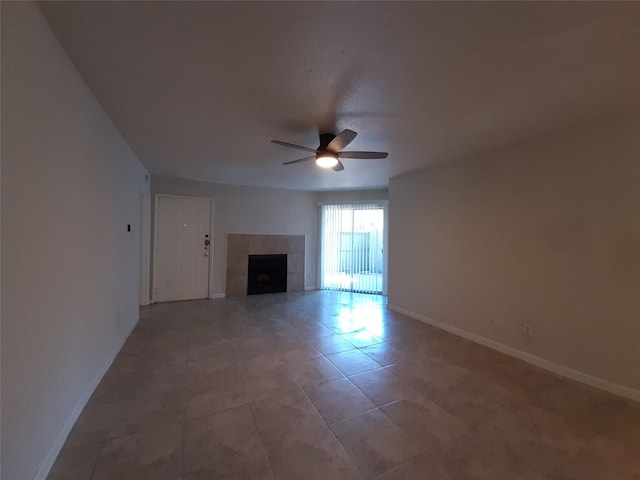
[327,405,381,428]
[248,403,277,480]
[298,379,331,431]
[86,400,121,480]
[298,385,368,480]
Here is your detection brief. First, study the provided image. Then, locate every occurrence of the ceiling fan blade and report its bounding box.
[271,140,318,153]
[327,129,357,152]
[332,160,345,172]
[282,156,315,165]
[338,151,388,159]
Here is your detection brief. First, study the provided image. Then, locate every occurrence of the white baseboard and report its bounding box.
[35,316,139,480]
[387,304,640,403]
[304,286,319,291]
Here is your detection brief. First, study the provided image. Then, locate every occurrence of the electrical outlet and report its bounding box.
[523,322,533,337]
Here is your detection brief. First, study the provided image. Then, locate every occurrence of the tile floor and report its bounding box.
[48,291,640,480]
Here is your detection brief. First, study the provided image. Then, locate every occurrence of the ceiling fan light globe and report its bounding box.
[315,155,339,168]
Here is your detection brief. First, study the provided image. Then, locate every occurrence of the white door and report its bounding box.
[153,195,212,302]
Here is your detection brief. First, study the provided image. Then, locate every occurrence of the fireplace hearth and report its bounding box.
[247,254,287,295]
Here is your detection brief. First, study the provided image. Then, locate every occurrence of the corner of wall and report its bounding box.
[34,314,139,480]
[387,304,640,403]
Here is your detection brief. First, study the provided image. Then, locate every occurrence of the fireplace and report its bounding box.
[247,254,288,295]
[226,234,304,297]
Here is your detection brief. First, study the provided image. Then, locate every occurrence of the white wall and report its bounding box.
[315,189,388,204]
[1,3,149,479]
[388,114,640,396]
[151,176,320,295]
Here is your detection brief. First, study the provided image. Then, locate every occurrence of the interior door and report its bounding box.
[153,195,212,302]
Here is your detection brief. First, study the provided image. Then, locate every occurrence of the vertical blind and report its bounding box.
[320,203,384,294]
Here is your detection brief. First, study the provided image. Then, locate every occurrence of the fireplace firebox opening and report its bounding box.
[247,254,287,295]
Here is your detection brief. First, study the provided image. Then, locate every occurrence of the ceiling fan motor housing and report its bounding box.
[319,133,337,150]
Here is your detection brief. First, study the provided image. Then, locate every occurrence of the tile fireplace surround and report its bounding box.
[226,234,305,297]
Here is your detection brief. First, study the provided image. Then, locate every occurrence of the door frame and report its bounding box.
[139,191,151,306]
[152,194,215,303]
[317,201,388,295]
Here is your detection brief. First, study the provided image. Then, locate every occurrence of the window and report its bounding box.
[320,203,385,294]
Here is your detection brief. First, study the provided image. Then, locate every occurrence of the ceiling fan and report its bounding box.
[271,129,388,171]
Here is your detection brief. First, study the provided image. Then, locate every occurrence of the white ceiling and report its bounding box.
[39,1,639,191]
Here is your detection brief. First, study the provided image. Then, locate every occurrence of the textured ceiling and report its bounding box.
[39,1,640,191]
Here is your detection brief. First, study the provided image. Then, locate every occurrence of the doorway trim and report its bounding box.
[152,194,215,303]
[139,191,151,306]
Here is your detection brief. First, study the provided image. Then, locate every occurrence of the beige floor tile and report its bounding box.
[327,349,382,376]
[290,355,345,387]
[186,382,250,419]
[187,353,238,375]
[107,387,185,439]
[372,450,464,480]
[547,449,640,480]
[289,321,336,339]
[456,371,531,411]
[534,380,627,435]
[187,367,244,397]
[348,368,417,406]
[250,387,326,434]
[279,342,323,364]
[358,342,414,367]
[331,409,422,479]
[386,358,470,397]
[317,315,371,336]
[305,378,376,424]
[46,441,102,480]
[187,337,235,362]
[380,397,469,452]
[63,401,119,448]
[444,430,550,480]
[508,402,591,451]
[87,373,132,406]
[427,381,506,429]
[312,335,357,355]
[91,423,183,480]
[584,429,640,474]
[444,341,510,374]
[339,330,383,348]
[183,405,270,477]
[475,410,583,476]
[243,364,300,395]
[260,425,362,480]
[183,464,274,480]
[127,372,186,400]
